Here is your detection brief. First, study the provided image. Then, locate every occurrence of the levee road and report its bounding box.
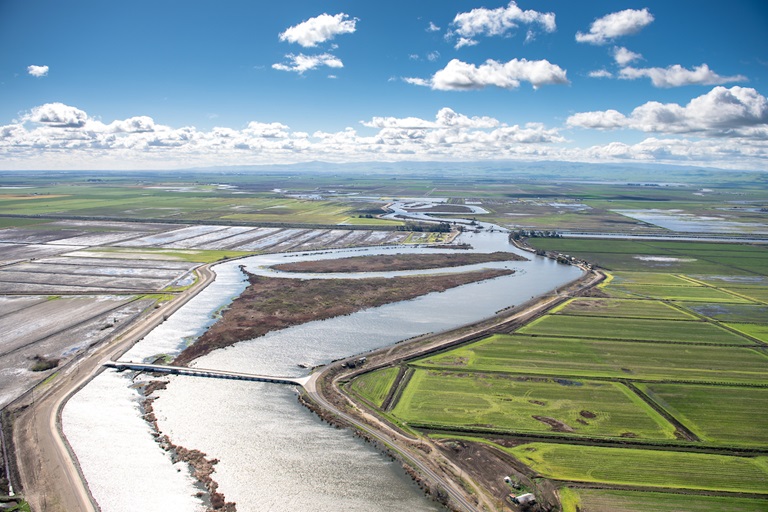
[9,265,215,512]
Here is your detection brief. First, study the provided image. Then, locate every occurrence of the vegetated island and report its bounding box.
[272,251,527,273]
[173,267,514,366]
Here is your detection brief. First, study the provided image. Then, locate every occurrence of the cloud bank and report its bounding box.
[567,86,768,138]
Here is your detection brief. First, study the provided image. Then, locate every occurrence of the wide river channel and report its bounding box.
[63,218,583,512]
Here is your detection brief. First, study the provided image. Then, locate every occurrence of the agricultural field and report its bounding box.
[350,232,768,509]
[561,488,768,512]
[680,303,768,323]
[347,367,400,408]
[551,298,694,320]
[503,442,768,494]
[413,334,768,384]
[726,323,768,343]
[517,315,753,345]
[391,370,677,439]
[638,383,768,446]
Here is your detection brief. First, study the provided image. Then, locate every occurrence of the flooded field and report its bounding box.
[613,209,768,234]
[0,218,463,419]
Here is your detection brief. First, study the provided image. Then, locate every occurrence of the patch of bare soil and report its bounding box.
[532,416,575,433]
[435,438,561,511]
[579,286,609,298]
[173,268,513,366]
[272,251,527,273]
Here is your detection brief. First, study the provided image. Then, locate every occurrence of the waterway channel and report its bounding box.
[62,207,583,512]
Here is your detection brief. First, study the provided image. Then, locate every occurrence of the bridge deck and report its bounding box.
[104,361,309,387]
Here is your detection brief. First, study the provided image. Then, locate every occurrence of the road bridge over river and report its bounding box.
[104,361,310,387]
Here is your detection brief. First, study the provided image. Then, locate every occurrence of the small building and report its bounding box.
[513,493,536,505]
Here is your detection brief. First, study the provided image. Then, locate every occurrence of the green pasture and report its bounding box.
[639,383,768,446]
[0,217,50,228]
[725,287,768,303]
[611,283,754,302]
[504,442,768,493]
[0,184,403,226]
[90,247,253,263]
[562,488,768,512]
[610,271,696,286]
[391,370,676,439]
[726,323,768,344]
[552,298,694,320]
[347,367,399,407]
[528,239,768,275]
[414,334,768,384]
[517,315,753,345]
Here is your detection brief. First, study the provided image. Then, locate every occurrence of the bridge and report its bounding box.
[103,361,310,387]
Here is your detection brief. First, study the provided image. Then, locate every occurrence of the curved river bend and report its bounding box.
[63,224,582,512]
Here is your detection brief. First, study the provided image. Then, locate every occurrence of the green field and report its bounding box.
[0,184,401,226]
[611,284,754,302]
[86,247,254,263]
[529,239,768,275]
[347,367,399,407]
[611,271,700,286]
[517,315,753,345]
[725,287,768,303]
[552,298,694,320]
[392,370,676,439]
[413,334,768,384]
[504,442,768,493]
[562,488,768,512]
[639,383,768,446]
[726,323,768,344]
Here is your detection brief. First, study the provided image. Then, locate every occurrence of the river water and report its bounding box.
[63,216,582,512]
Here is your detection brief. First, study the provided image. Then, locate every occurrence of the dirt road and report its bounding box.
[9,265,215,512]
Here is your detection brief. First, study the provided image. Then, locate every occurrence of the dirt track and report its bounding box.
[8,265,215,512]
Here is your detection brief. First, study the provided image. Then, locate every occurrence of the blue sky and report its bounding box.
[1,0,767,170]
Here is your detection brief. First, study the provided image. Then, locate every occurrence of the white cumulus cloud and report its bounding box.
[27,65,49,77]
[272,53,343,74]
[567,86,768,138]
[405,58,568,91]
[278,13,357,47]
[449,1,555,49]
[619,64,747,88]
[613,47,642,66]
[24,103,89,128]
[576,8,654,45]
[589,69,613,79]
[427,21,440,32]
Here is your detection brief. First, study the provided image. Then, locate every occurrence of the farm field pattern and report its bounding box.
[350,237,768,510]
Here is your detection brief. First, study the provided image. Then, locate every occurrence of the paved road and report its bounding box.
[12,265,215,512]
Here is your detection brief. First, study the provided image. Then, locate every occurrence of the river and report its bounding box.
[62,207,583,512]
